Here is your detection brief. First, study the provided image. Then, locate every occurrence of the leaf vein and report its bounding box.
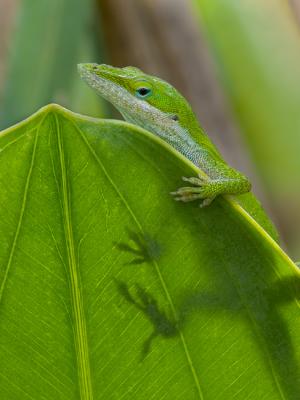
[0,127,39,304]
[55,114,93,400]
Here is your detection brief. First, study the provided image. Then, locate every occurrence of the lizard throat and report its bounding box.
[79,68,204,166]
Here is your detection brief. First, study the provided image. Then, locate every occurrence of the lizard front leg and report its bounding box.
[171,169,251,207]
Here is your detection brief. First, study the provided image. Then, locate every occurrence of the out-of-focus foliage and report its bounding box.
[0,0,106,129]
[194,0,300,258]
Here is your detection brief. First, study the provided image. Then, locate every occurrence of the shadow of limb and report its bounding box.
[115,279,178,360]
[114,228,161,265]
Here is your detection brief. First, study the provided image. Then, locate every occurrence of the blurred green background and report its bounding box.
[0,0,299,259]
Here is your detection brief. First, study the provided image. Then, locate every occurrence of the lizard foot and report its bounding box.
[170,175,216,208]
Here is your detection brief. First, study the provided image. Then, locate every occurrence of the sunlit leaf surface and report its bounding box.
[0,105,299,399]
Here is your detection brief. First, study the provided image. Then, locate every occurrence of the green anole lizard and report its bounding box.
[78,63,251,207]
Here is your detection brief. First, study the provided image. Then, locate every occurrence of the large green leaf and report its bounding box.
[0,105,299,399]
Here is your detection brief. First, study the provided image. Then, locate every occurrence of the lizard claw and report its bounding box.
[182,174,207,185]
[171,174,216,206]
[199,197,215,208]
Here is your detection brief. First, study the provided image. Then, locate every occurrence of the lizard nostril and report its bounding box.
[171,114,179,121]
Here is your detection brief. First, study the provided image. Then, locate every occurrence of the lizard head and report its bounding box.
[77,63,196,130]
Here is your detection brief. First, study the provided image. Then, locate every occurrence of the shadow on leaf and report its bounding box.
[115,228,161,265]
[115,279,178,360]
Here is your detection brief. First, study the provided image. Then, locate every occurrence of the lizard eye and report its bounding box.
[171,114,179,121]
[136,87,152,98]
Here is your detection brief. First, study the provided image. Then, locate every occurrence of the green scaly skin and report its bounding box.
[78,63,251,207]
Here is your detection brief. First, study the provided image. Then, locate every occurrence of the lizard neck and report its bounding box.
[122,109,223,169]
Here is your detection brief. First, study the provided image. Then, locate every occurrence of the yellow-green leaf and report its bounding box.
[0,105,299,399]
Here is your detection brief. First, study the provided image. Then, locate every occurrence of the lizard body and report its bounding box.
[78,63,251,206]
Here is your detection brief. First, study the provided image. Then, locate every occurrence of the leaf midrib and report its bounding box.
[54,114,93,400]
